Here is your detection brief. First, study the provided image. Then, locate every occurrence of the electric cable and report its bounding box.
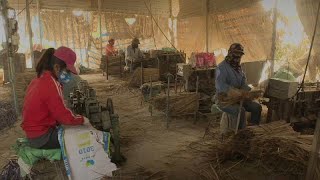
[17,0,33,16]
[143,0,186,62]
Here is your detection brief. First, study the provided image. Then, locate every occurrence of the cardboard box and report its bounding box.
[268,78,299,99]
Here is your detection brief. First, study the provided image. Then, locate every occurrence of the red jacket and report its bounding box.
[22,71,84,138]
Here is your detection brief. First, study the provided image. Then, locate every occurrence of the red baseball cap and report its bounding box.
[53,46,78,74]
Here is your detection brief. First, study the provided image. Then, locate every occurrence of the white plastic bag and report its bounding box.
[59,125,117,180]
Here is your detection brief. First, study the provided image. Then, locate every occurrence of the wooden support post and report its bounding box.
[1,0,19,115]
[149,76,153,116]
[65,12,69,47]
[71,10,76,51]
[77,21,83,65]
[36,0,43,47]
[58,12,63,46]
[166,75,171,129]
[98,0,103,56]
[140,62,143,86]
[106,56,109,80]
[119,56,122,78]
[205,0,209,53]
[270,0,278,76]
[26,0,35,69]
[84,12,90,69]
[169,0,175,46]
[306,113,320,180]
[196,76,199,93]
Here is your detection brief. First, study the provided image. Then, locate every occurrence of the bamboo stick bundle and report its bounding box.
[151,93,199,115]
[217,88,263,108]
[129,67,159,87]
[228,121,314,175]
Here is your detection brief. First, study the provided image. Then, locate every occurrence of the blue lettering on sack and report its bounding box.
[78,146,95,154]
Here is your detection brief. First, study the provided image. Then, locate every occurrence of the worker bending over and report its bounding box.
[125,37,144,72]
[22,47,88,149]
[215,43,262,129]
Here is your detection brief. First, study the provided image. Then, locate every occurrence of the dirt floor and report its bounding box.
[0,73,305,180]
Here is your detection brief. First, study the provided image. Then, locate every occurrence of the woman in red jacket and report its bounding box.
[22,47,86,149]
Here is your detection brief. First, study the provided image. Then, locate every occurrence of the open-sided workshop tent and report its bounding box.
[1,0,320,179]
[6,0,275,68]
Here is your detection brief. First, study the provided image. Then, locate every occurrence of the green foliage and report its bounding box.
[275,35,309,62]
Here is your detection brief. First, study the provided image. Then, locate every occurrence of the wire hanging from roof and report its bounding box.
[143,0,186,62]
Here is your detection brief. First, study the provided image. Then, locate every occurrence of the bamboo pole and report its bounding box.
[77,19,83,65]
[58,11,63,46]
[305,1,320,177]
[26,0,35,69]
[65,12,69,47]
[169,0,175,46]
[98,0,103,56]
[71,10,76,51]
[306,113,320,180]
[85,12,90,68]
[205,0,209,53]
[270,0,278,76]
[36,0,43,47]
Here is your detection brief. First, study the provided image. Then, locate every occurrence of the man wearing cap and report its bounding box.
[125,37,144,71]
[106,38,117,56]
[215,43,262,129]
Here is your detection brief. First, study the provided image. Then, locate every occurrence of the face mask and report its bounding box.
[58,70,71,84]
[234,57,241,64]
[132,44,138,49]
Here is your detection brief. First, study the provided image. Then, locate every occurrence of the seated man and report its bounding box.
[215,43,262,129]
[125,37,144,72]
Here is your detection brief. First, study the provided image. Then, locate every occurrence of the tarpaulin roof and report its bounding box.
[296,0,320,81]
[177,0,273,62]
[8,0,171,16]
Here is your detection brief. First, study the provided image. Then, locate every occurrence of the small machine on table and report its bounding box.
[264,78,320,123]
[67,80,126,164]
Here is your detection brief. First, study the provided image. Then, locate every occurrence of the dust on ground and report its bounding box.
[0,73,304,180]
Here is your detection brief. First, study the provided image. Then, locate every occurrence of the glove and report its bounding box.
[83,117,91,125]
